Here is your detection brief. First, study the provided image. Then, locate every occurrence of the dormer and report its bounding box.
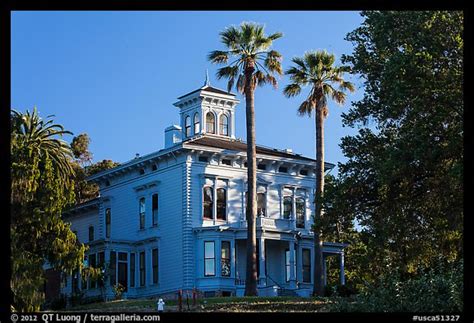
[173,78,240,140]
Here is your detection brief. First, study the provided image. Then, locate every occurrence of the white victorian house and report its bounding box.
[58,80,347,301]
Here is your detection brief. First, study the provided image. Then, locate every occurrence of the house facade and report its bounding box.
[60,82,347,300]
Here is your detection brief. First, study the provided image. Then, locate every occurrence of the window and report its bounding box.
[283,196,293,219]
[139,168,145,175]
[139,198,145,229]
[206,112,216,134]
[299,169,308,176]
[98,252,105,287]
[257,163,266,170]
[105,208,111,239]
[105,180,111,187]
[245,191,266,217]
[199,156,209,163]
[184,115,191,137]
[222,159,232,166]
[203,186,213,219]
[110,251,117,286]
[152,164,157,171]
[285,249,291,282]
[279,166,288,173]
[257,192,266,217]
[118,252,128,292]
[88,226,94,242]
[82,256,88,290]
[152,194,158,227]
[302,249,311,283]
[296,197,305,228]
[130,253,135,288]
[194,113,200,134]
[89,254,97,289]
[216,188,226,221]
[152,248,158,284]
[221,241,231,277]
[219,114,229,136]
[139,251,146,287]
[204,241,215,276]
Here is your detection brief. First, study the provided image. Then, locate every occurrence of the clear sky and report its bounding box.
[11,11,365,173]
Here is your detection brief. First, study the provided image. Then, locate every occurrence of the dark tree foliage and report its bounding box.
[71,133,92,165]
[334,11,463,280]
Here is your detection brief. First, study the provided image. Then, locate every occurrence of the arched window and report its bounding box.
[219,114,229,136]
[184,115,191,137]
[105,208,111,238]
[245,191,266,217]
[296,197,305,228]
[257,192,266,217]
[203,186,213,219]
[206,112,216,134]
[194,113,200,134]
[283,196,293,219]
[139,197,145,229]
[217,188,227,220]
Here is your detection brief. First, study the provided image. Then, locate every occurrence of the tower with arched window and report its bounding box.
[173,82,239,140]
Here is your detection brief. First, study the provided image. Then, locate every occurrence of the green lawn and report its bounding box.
[61,296,335,312]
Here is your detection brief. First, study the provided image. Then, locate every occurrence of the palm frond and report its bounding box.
[208,50,229,64]
[283,83,302,98]
[297,99,314,117]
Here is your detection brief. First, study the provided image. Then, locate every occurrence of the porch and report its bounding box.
[234,237,346,297]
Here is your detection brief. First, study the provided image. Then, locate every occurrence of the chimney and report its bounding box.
[164,125,182,148]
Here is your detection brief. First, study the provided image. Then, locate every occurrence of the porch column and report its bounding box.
[339,253,345,285]
[259,238,266,286]
[289,241,296,289]
[231,240,236,279]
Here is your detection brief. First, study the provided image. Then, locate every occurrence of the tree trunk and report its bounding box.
[313,105,325,296]
[244,67,258,296]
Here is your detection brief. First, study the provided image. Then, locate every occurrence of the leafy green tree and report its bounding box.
[283,51,354,296]
[71,133,92,166]
[338,11,463,277]
[208,22,283,296]
[11,108,86,311]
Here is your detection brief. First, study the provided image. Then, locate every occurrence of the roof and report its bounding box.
[185,135,335,167]
[177,85,236,100]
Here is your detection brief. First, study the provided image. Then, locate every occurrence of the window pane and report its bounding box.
[110,251,116,286]
[203,187,213,219]
[185,116,191,137]
[130,253,135,288]
[217,188,226,220]
[139,252,145,286]
[283,196,293,219]
[152,194,158,226]
[105,209,111,238]
[221,241,230,277]
[152,248,158,284]
[296,197,305,228]
[89,226,94,241]
[206,113,215,134]
[257,193,266,217]
[204,242,214,258]
[205,259,215,276]
[139,198,145,213]
[219,114,228,136]
[194,113,200,134]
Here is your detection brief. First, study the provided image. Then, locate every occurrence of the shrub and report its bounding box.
[112,283,126,300]
[329,259,463,312]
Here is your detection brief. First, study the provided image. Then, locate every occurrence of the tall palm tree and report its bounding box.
[208,22,283,296]
[283,50,354,296]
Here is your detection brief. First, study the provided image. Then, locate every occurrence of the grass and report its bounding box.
[61,296,334,312]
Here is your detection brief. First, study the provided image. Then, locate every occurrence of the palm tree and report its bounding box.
[208,22,283,296]
[11,107,75,203]
[283,50,354,296]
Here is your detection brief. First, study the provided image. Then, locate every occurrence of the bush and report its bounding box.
[112,283,126,300]
[329,260,463,312]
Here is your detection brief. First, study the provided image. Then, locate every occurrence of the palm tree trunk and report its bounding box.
[244,67,258,296]
[313,105,325,296]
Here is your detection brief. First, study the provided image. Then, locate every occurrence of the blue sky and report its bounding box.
[11,11,365,173]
